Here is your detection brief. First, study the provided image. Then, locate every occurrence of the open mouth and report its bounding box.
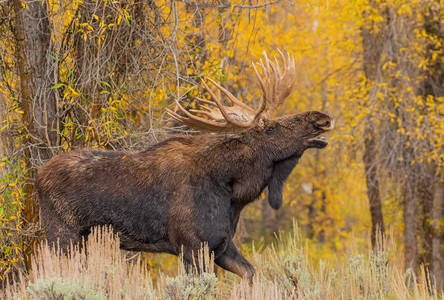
[308,136,329,148]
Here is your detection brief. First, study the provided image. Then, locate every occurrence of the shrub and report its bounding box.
[164,272,218,300]
[26,276,106,300]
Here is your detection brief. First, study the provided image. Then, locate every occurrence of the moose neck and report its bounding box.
[193,133,278,207]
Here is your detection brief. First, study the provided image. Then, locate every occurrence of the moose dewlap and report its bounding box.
[36,51,334,281]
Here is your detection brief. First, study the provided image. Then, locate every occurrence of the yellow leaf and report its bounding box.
[67,86,80,96]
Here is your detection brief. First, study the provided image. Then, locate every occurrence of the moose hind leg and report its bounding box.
[41,200,82,252]
[214,240,255,282]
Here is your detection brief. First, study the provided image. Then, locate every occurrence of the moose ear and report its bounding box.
[267,156,301,210]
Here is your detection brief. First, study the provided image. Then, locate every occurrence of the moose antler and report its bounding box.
[166,79,266,133]
[253,49,296,118]
[167,50,296,133]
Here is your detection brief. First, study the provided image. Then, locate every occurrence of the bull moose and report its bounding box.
[36,51,334,281]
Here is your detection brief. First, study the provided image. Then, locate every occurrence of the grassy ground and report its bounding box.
[3,225,441,299]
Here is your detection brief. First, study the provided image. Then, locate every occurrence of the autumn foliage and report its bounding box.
[0,0,443,295]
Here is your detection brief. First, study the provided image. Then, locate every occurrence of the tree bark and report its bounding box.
[431,172,444,291]
[420,2,444,290]
[12,0,58,271]
[419,176,433,283]
[307,192,316,240]
[318,190,327,245]
[362,125,385,248]
[361,1,386,248]
[404,183,417,278]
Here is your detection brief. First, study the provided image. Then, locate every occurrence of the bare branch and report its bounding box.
[175,0,282,9]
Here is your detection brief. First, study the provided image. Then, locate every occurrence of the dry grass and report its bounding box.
[3,225,442,299]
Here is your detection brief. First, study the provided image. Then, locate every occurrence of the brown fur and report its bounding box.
[36,111,333,280]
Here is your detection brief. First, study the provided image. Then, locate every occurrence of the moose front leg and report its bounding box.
[214,240,255,282]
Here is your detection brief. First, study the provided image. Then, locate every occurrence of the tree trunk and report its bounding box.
[431,173,444,291]
[307,192,316,239]
[420,2,444,290]
[404,183,417,278]
[361,1,386,247]
[318,190,327,245]
[362,125,385,248]
[12,0,58,271]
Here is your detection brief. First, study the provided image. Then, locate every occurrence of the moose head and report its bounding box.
[167,50,334,208]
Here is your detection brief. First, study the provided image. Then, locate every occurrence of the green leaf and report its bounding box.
[50,83,64,89]
[67,69,73,79]
[100,81,111,87]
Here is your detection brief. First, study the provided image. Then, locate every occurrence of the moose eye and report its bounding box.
[266,127,275,134]
[317,120,331,128]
